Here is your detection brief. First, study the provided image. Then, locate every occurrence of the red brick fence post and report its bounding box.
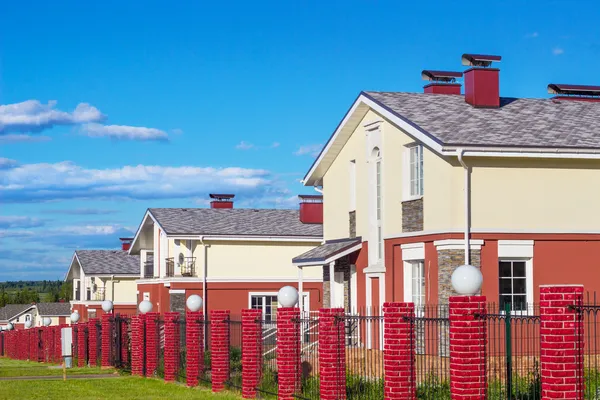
[540,285,584,400]
[101,314,112,368]
[145,312,160,377]
[383,302,416,399]
[88,318,99,366]
[78,323,86,367]
[210,310,231,392]
[164,312,180,382]
[242,309,262,398]
[131,314,145,376]
[449,295,487,400]
[319,308,346,400]
[186,311,204,387]
[277,307,301,400]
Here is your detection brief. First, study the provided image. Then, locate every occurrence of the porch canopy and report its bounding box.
[292,237,361,312]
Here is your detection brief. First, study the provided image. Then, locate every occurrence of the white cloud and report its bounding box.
[0,160,273,202]
[552,47,564,55]
[82,123,169,141]
[294,144,322,157]
[0,100,104,134]
[526,32,539,38]
[0,157,18,169]
[0,216,45,229]
[236,141,255,150]
[0,134,52,144]
[271,142,281,148]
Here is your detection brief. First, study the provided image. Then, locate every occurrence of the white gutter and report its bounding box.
[443,147,600,159]
[457,149,470,265]
[313,186,323,194]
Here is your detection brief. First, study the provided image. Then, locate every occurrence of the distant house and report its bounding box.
[35,302,71,326]
[129,194,323,318]
[65,239,139,321]
[0,302,71,329]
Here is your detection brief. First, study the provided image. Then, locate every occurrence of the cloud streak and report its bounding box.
[0,100,104,135]
[0,158,19,169]
[0,216,45,229]
[82,123,169,141]
[236,141,255,150]
[552,47,564,55]
[43,208,118,215]
[0,134,52,144]
[0,160,274,203]
[294,144,322,157]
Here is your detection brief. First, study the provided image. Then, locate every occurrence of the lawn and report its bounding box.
[0,358,240,399]
[0,358,113,377]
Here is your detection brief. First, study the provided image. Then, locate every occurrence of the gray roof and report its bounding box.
[36,303,71,317]
[364,91,600,149]
[75,250,140,275]
[149,208,323,237]
[293,237,361,264]
[0,304,35,322]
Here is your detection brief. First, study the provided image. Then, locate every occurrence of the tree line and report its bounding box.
[0,281,72,307]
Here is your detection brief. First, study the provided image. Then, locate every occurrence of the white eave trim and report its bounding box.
[168,235,322,243]
[129,210,165,255]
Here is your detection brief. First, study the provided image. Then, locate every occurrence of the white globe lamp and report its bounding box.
[186,295,203,312]
[138,300,153,314]
[43,317,52,327]
[451,264,483,295]
[277,286,299,308]
[101,300,114,313]
[24,320,32,329]
[6,323,13,331]
[70,311,80,324]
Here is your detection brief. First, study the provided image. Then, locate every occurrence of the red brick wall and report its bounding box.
[101,314,112,367]
[449,296,487,400]
[210,310,230,392]
[319,308,346,400]
[88,319,99,366]
[163,312,180,382]
[383,302,416,399]
[185,311,204,387]
[241,309,262,398]
[540,285,584,399]
[131,314,145,376]
[144,312,160,377]
[276,307,301,400]
[77,323,86,367]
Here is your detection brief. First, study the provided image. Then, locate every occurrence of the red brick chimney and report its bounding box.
[298,195,323,224]
[462,53,501,108]
[421,70,463,95]
[119,238,133,251]
[548,84,600,103]
[210,194,234,209]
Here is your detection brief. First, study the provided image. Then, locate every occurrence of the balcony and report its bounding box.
[93,287,105,301]
[144,261,154,278]
[165,257,196,277]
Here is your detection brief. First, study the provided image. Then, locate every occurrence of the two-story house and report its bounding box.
[293,53,600,316]
[65,239,139,320]
[129,194,323,319]
[0,303,71,329]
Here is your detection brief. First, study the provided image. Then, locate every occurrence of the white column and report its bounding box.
[329,261,335,308]
[298,267,304,316]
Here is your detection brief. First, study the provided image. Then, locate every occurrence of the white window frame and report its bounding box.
[403,143,424,201]
[349,160,356,211]
[248,291,310,317]
[401,243,426,306]
[498,240,534,315]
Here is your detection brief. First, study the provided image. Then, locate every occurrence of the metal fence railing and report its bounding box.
[226,316,242,392]
[572,292,600,400]
[257,318,278,397]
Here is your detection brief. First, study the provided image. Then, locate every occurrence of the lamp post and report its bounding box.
[186,295,203,312]
[24,320,32,329]
[70,311,80,324]
[101,300,114,314]
[138,300,153,314]
[450,264,483,295]
[43,317,52,327]
[277,286,299,308]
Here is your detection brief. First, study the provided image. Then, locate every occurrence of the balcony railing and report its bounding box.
[144,261,154,278]
[166,258,175,277]
[165,257,196,277]
[93,288,105,301]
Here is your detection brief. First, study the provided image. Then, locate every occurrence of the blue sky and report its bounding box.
[1,0,599,281]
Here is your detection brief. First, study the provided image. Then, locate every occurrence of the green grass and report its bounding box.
[0,358,113,377]
[0,376,241,399]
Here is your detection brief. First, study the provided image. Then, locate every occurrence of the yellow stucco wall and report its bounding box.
[103,278,138,303]
[191,240,322,279]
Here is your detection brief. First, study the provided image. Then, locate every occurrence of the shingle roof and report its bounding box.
[36,303,71,317]
[75,250,140,275]
[149,208,323,237]
[292,237,362,264]
[364,91,600,149]
[0,304,35,322]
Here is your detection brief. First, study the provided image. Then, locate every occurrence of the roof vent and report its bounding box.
[548,84,600,102]
[209,193,234,209]
[421,70,463,95]
[119,237,133,252]
[462,53,501,108]
[298,195,323,224]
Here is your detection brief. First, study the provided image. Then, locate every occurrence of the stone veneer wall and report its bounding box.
[322,256,351,311]
[349,211,356,238]
[402,198,423,232]
[437,249,481,304]
[170,293,186,313]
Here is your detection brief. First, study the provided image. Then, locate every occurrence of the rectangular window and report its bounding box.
[250,294,279,322]
[349,160,356,211]
[409,145,424,197]
[411,261,425,309]
[499,260,527,312]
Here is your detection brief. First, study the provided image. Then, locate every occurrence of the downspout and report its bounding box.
[111,275,115,302]
[457,149,471,265]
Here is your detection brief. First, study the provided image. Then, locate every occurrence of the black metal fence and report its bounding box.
[178,318,187,383]
[257,317,278,397]
[226,316,242,391]
[200,318,212,384]
[572,292,600,400]
[112,314,131,370]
